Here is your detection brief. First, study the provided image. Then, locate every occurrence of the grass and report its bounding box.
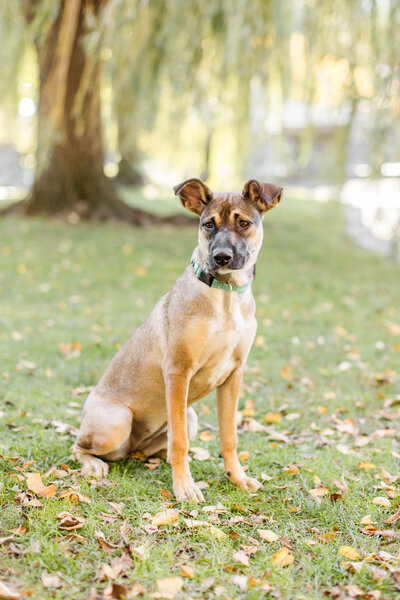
[0,194,400,599]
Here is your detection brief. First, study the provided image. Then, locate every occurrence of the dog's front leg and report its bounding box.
[217,368,262,493]
[165,370,205,503]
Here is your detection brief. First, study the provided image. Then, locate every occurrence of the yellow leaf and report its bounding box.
[26,473,46,495]
[255,335,266,347]
[338,546,359,561]
[270,547,294,567]
[373,497,391,507]
[40,484,57,498]
[199,431,214,442]
[151,509,179,526]
[280,365,293,380]
[209,526,227,539]
[238,451,249,461]
[258,529,280,542]
[317,406,327,414]
[283,465,299,475]
[360,515,375,525]
[155,577,183,599]
[180,565,194,578]
[309,487,329,498]
[358,461,376,470]
[263,412,282,424]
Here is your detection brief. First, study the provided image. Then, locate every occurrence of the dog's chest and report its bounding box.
[188,305,256,401]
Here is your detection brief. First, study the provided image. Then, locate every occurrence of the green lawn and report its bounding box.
[1,196,400,599]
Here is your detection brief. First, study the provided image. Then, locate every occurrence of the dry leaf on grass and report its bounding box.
[263,412,282,424]
[26,473,46,495]
[41,571,63,589]
[309,486,329,498]
[155,576,183,599]
[358,461,376,470]
[209,526,227,539]
[338,546,360,561]
[386,507,400,524]
[238,451,249,461]
[55,511,85,530]
[94,530,120,552]
[360,515,375,525]
[190,447,211,461]
[230,575,248,590]
[373,497,391,507]
[0,581,22,600]
[151,509,179,526]
[270,547,294,567]
[180,565,194,578]
[258,529,280,542]
[233,550,250,567]
[280,365,293,380]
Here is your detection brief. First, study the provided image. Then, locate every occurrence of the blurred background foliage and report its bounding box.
[0,0,399,214]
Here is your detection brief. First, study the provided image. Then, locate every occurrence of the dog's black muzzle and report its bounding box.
[208,233,250,272]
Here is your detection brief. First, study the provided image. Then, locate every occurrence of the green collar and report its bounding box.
[191,260,251,293]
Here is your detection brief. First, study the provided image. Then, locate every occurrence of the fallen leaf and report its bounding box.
[129,544,147,560]
[280,365,293,380]
[94,530,119,552]
[238,451,249,461]
[338,546,359,561]
[0,581,22,599]
[41,571,63,588]
[270,546,294,567]
[263,412,282,424]
[199,431,214,442]
[309,487,329,498]
[55,511,85,530]
[180,565,194,578]
[358,461,376,470]
[209,526,227,539]
[257,529,279,542]
[41,484,57,498]
[103,582,129,600]
[151,509,179,527]
[190,447,211,461]
[26,473,46,495]
[155,576,183,599]
[373,497,391,507]
[233,550,250,567]
[386,507,400,524]
[230,575,248,590]
[360,515,375,525]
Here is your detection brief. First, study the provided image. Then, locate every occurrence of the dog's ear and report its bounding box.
[242,180,283,214]
[173,178,213,216]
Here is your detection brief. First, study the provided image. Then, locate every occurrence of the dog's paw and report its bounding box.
[229,474,263,493]
[173,478,205,504]
[80,455,109,478]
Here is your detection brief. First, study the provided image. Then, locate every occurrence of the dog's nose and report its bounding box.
[213,251,233,267]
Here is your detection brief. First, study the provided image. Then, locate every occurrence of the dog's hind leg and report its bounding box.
[140,407,198,458]
[73,393,133,477]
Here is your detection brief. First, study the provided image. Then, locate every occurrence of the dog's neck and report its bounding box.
[191,246,255,290]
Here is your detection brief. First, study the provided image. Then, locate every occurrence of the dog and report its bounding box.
[73,178,283,502]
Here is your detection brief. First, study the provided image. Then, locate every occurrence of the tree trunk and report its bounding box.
[2,0,189,226]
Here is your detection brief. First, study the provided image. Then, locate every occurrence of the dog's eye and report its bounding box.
[239,220,250,228]
[203,221,214,229]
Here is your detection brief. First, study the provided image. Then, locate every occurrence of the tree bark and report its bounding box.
[2,0,189,226]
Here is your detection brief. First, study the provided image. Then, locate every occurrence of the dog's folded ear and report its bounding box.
[242,180,283,214]
[174,178,213,216]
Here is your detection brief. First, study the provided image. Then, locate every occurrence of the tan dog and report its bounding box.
[73,178,283,502]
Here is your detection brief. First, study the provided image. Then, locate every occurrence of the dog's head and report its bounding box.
[174,178,283,274]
